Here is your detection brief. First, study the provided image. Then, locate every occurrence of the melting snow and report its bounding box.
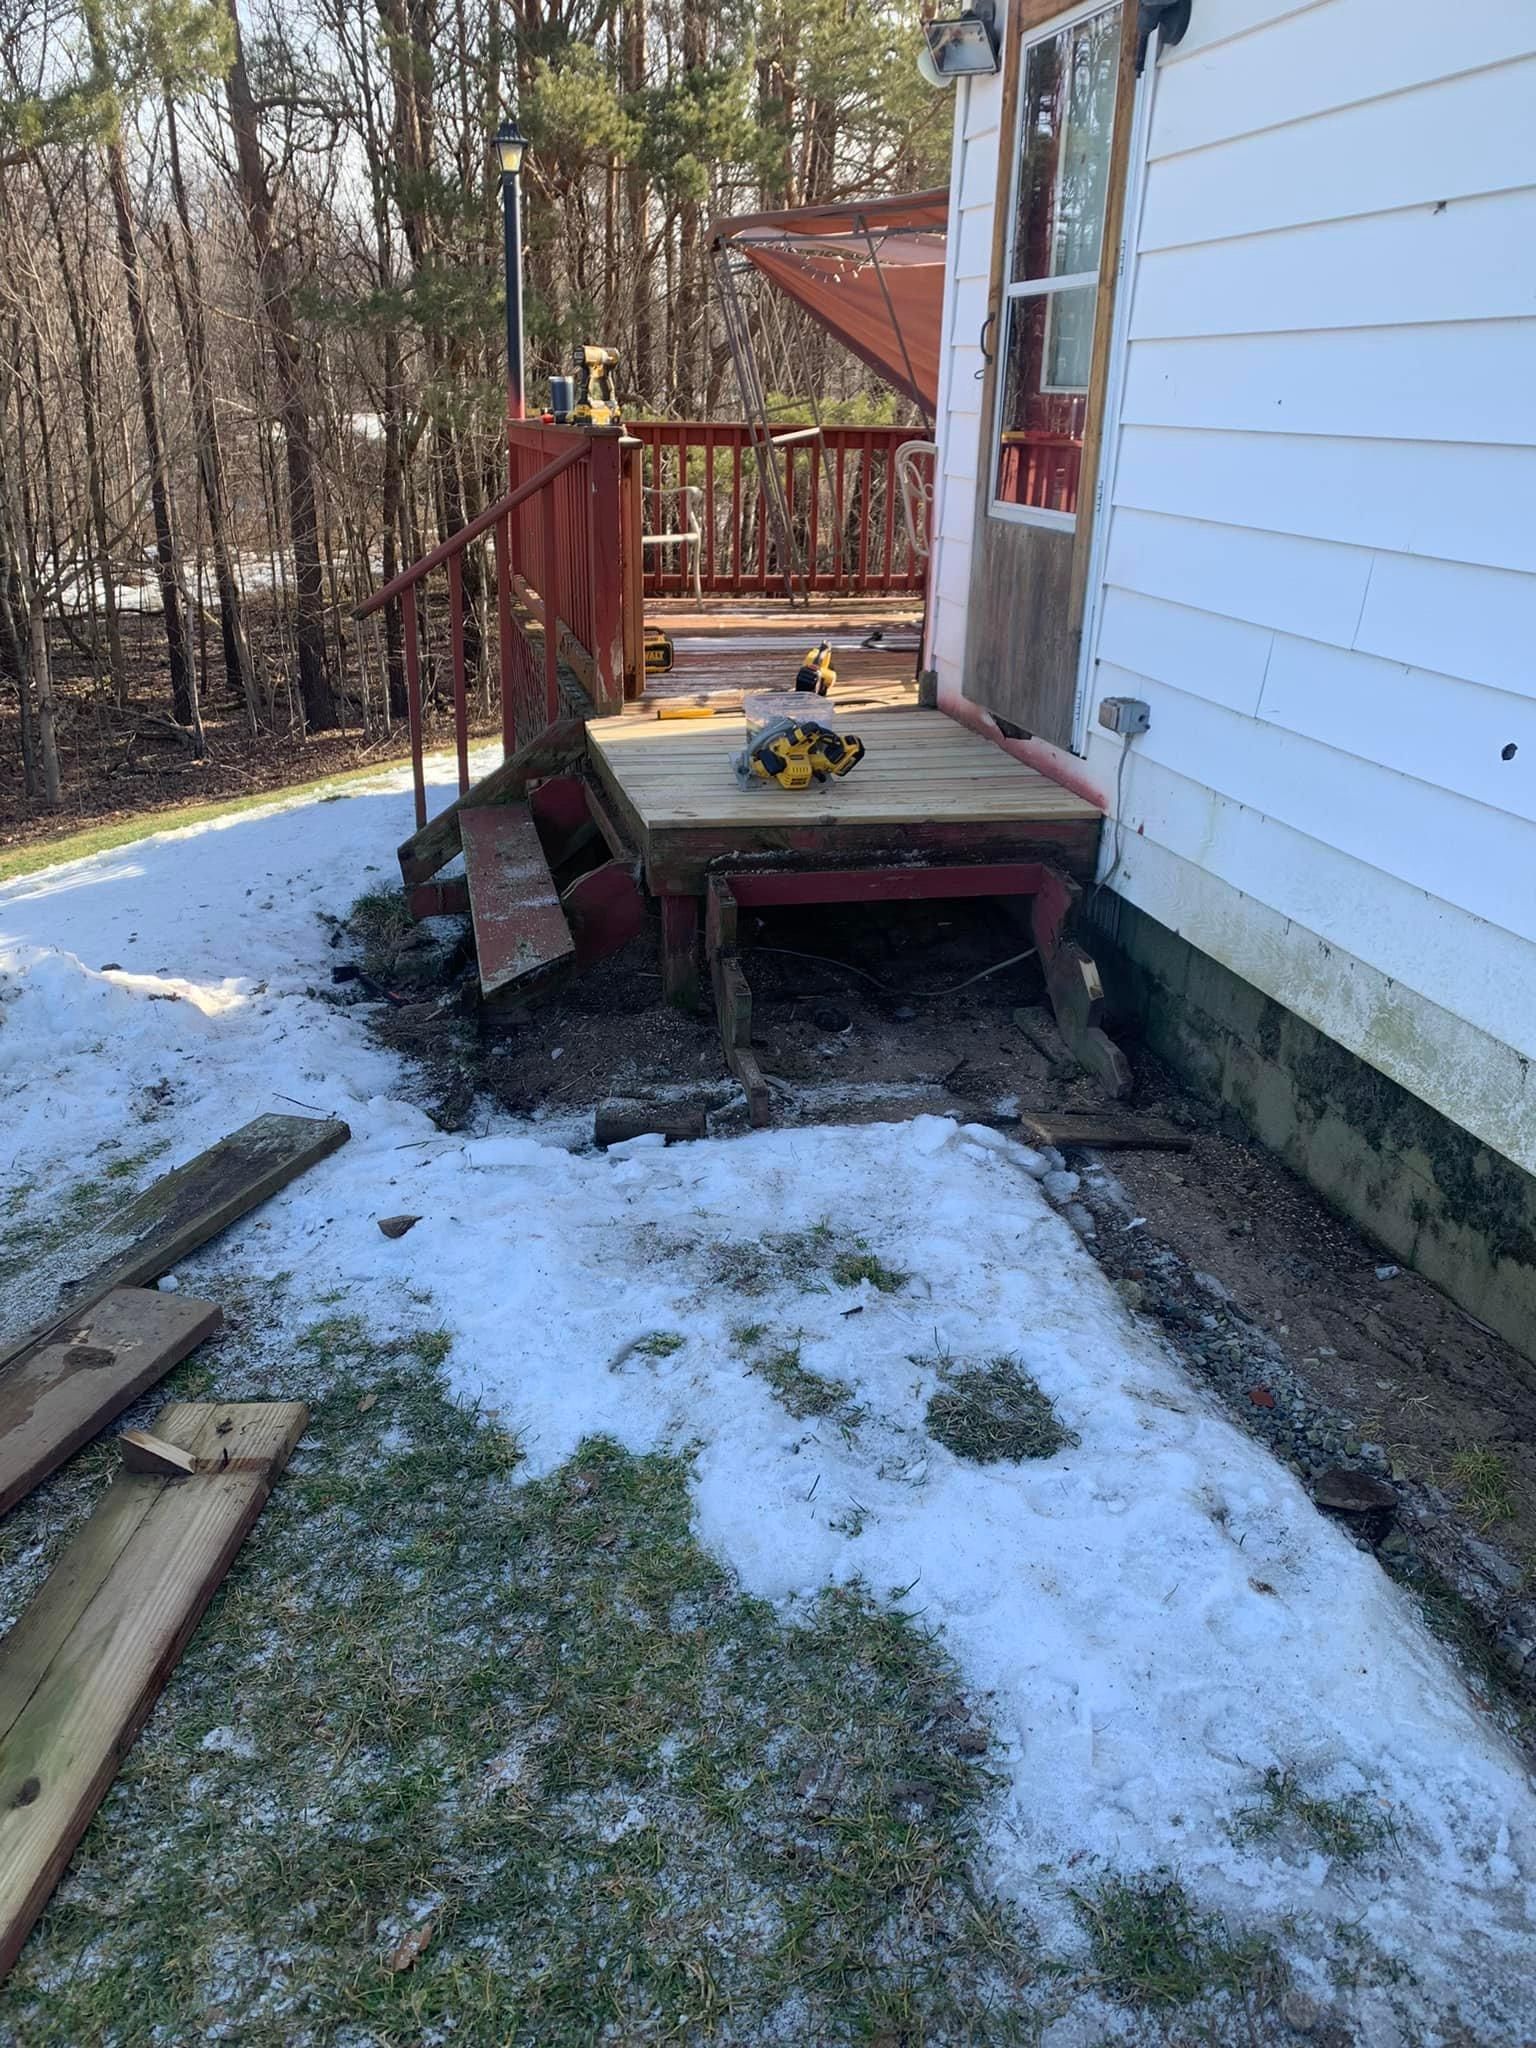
[1,759,1533,2039]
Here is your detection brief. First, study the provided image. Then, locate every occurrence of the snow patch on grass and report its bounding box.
[2,770,1534,2042]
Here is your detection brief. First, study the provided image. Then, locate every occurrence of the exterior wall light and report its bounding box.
[919,1,1001,83]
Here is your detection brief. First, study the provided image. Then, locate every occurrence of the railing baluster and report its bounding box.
[541,486,560,723]
[704,426,716,593]
[808,440,820,592]
[401,582,425,829]
[494,510,515,754]
[617,422,926,599]
[587,436,623,711]
[857,432,874,590]
[448,553,469,795]
[730,435,742,589]
[757,467,768,592]
[834,441,847,593]
[880,442,897,592]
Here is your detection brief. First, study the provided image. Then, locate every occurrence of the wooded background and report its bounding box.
[0,0,948,810]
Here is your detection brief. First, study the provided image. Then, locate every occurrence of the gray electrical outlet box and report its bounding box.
[1097,695,1151,736]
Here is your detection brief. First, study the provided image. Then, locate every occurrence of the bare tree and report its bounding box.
[222,0,337,730]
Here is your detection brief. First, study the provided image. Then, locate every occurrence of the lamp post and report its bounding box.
[495,115,527,420]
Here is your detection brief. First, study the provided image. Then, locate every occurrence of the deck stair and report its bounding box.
[459,804,576,998]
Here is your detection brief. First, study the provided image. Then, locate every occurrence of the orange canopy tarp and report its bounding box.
[711,190,948,417]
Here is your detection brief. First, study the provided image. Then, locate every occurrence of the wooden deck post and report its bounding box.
[587,429,628,710]
[704,876,770,1125]
[659,893,700,1008]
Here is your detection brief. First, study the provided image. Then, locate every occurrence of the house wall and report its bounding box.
[928,0,1536,1201]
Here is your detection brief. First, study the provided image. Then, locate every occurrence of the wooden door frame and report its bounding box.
[967,0,1140,744]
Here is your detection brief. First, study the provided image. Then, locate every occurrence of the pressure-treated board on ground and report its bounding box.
[0,1287,221,1519]
[0,1401,308,1978]
[0,1115,349,1377]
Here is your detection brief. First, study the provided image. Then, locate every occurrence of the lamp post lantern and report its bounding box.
[495,115,527,420]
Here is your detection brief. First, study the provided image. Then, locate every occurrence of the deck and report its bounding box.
[587,694,1102,894]
[374,446,1125,1112]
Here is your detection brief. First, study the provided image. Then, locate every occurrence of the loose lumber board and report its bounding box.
[0,1287,221,1520]
[1017,1110,1193,1152]
[0,1400,308,1979]
[396,716,588,887]
[0,1114,348,1378]
[460,803,574,998]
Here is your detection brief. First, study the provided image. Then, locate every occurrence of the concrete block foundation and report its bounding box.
[1086,893,1536,1365]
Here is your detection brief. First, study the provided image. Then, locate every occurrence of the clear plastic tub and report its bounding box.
[742,690,838,737]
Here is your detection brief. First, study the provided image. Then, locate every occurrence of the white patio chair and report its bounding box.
[894,440,937,560]
[639,482,705,604]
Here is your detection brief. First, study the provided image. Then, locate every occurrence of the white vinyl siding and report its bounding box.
[928,0,1536,1175]
[927,72,1004,705]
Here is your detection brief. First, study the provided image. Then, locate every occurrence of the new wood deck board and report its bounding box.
[0,1400,308,1978]
[589,709,1102,829]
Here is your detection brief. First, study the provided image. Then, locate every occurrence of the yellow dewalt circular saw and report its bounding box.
[736,717,866,791]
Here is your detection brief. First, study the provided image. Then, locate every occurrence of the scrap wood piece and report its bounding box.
[117,1428,198,1478]
[0,1114,348,1380]
[1016,1110,1193,1153]
[1027,869,1132,1101]
[594,1100,708,1149]
[0,1288,221,1520]
[0,1401,308,1980]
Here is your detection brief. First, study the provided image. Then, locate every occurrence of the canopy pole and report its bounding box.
[856,213,935,440]
[712,243,805,604]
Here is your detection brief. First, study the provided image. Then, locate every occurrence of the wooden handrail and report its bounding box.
[354,439,586,619]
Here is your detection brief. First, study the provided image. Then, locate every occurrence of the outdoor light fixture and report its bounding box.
[918,0,1000,83]
[494,114,527,178]
[495,113,527,419]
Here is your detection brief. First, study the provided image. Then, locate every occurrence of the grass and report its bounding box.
[1231,1767,1397,1864]
[1384,1551,1536,1753]
[830,1249,908,1294]
[0,753,430,886]
[348,883,417,948]
[632,1330,686,1360]
[1069,1869,1278,2013]
[1,1305,1039,2046]
[1448,1445,1516,1529]
[703,1222,905,1302]
[732,1324,860,1423]
[923,1355,1078,1465]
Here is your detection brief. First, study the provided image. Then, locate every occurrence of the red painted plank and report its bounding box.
[562,860,646,968]
[408,878,470,920]
[460,804,574,998]
[726,862,1051,909]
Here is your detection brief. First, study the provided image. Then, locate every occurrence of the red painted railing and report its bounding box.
[624,421,931,598]
[356,424,631,831]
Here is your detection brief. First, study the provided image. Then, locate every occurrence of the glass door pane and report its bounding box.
[995,288,1095,514]
[1010,6,1122,285]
